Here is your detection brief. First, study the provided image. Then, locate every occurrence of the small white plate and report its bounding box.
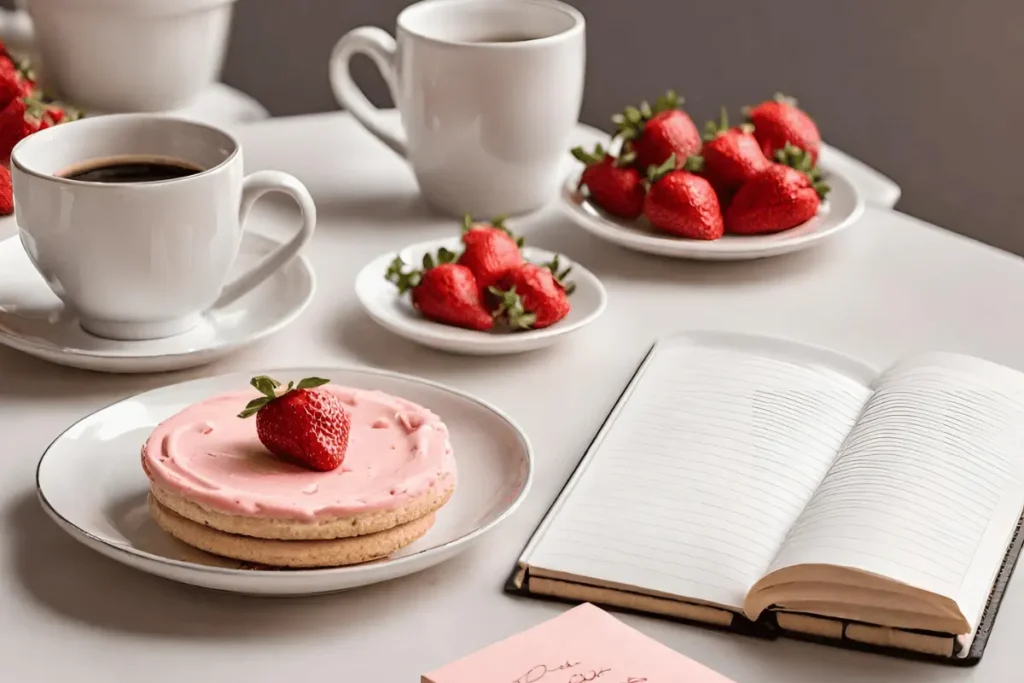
[36,365,533,596]
[0,232,315,373]
[355,237,607,355]
[558,164,865,261]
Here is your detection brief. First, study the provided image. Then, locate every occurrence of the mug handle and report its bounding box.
[329,27,407,157]
[214,170,317,309]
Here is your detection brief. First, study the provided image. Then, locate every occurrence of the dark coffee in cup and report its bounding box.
[59,157,202,183]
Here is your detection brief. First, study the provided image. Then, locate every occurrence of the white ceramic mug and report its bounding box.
[13,0,236,112]
[11,114,317,341]
[330,0,585,217]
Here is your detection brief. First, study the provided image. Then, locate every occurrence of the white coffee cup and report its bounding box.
[15,0,236,112]
[330,0,585,217]
[11,114,317,341]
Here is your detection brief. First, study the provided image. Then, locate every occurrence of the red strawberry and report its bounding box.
[386,247,494,331]
[0,96,57,165]
[570,143,645,219]
[701,107,770,194]
[238,376,350,472]
[457,214,524,295]
[491,258,573,330]
[0,165,11,215]
[613,90,701,171]
[725,163,826,235]
[643,154,724,240]
[745,93,821,163]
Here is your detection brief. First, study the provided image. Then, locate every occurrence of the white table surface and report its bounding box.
[0,112,1018,683]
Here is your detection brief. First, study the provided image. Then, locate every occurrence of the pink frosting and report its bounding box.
[142,385,457,521]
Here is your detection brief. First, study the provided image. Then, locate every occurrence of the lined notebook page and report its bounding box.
[767,353,1024,639]
[526,340,873,609]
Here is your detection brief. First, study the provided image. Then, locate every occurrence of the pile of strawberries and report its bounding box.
[571,91,828,240]
[386,216,574,332]
[0,39,81,215]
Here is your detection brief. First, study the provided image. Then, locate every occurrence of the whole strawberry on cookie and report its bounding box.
[644,154,724,240]
[490,255,574,330]
[613,90,702,171]
[457,214,524,295]
[725,144,829,235]
[238,375,351,472]
[386,247,494,331]
[570,143,645,219]
[744,93,821,164]
[701,107,770,201]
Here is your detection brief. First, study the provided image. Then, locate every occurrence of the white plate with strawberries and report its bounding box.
[561,92,865,261]
[355,217,607,355]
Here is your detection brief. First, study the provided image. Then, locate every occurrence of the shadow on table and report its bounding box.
[6,489,446,639]
[334,303,565,377]
[522,217,847,288]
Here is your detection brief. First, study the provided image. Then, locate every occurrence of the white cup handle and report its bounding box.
[329,26,406,158]
[214,170,317,309]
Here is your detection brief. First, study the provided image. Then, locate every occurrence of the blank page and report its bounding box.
[525,338,873,609]
[767,353,1024,642]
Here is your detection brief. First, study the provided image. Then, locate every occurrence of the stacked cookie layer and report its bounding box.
[141,385,457,568]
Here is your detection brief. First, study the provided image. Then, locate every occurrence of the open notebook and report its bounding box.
[507,333,1024,665]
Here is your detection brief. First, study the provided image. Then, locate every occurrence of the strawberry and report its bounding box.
[725,161,827,235]
[0,165,11,215]
[490,257,574,330]
[457,214,524,295]
[570,143,645,219]
[744,93,821,164]
[613,90,701,171]
[643,154,724,240]
[0,96,59,165]
[773,142,831,196]
[701,107,770,195]
[237,375,350,472]
[386,247,494,331]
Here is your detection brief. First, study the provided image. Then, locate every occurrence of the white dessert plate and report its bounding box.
[558,163,865,261]
[36,366,533,596]
[355,237,607,355]
[0,232,315,373]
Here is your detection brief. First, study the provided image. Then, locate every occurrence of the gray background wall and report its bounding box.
[221,0,1024,256]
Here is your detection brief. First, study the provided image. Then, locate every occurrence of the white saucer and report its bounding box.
[0,232,315,373]
[355,237,607,355]
[36,366,533,596]
[558,163,865,261]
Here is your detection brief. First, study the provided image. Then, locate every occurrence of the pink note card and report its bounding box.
[422,603,735,683]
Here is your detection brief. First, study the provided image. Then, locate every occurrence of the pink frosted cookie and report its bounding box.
[142,384,457,567]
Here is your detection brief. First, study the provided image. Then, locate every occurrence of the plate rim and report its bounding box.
[558,164,866,259]
[354,236,608,347]
[0,232,317,362]
[35,364,535,579]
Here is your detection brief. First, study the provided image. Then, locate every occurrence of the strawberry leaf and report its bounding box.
[250,375,280,399]
[488,285,537,330]
[385,256,422,294]
[296,377,330,389]
[237,396,272,419]
[541,254,577,296]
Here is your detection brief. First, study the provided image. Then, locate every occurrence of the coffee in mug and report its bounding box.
[330,0,585,217]
[58,157,202,183]
[11,114,317,341]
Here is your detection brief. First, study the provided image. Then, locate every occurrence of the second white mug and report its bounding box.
[330,0,586,217]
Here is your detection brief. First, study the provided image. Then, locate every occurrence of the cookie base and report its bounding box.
[149,495,435,568]
[149,472,454,540]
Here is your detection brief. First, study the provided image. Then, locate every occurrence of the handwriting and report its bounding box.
[512,661,580,683]
[569,669,611,683]
[620,678,648,683]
